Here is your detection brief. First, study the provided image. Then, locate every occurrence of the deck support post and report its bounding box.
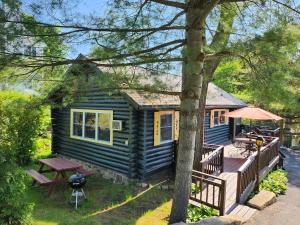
[255,145,261,191]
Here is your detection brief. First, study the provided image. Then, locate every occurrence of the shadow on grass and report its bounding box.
[26,172,172,225]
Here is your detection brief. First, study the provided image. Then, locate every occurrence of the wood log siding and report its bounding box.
[200,145,224,175]
[236,137,280,203]
[51,91,138,178]
[190,170,226,216]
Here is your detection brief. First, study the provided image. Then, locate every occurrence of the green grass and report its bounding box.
[24,162,172,225]
[26,136,173,224]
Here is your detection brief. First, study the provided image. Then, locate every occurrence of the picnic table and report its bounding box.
[27,157,93,196]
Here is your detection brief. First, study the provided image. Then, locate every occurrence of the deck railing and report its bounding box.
[200,145,224,175]
[236,137,280,203]
[190,170,226,216]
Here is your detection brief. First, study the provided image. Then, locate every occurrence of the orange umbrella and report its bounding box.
[224,106,283,121]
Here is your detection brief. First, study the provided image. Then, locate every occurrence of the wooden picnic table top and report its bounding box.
[38,157,82,172]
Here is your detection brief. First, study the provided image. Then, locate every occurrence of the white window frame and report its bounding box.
[160,111,174,144]
[70,109,113,146]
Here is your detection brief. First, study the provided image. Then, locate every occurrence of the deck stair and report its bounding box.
[219,169,257,220]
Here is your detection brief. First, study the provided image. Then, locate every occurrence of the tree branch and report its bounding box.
[150,0,186,9]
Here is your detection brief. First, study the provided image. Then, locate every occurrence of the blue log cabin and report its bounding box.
[49,62,246,181]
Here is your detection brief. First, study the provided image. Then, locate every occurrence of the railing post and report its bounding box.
[236,171,241,203]
[220,179,226,216]
[221,146,224,173]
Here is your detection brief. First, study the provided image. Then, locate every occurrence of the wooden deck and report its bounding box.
[191,139,280,221]
[220,157,257,220]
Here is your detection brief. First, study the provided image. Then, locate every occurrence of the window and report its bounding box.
[160,113,173,142]
[219,110,226,124]
[154,111,180,146]
[210,109,229,128]
[84,112,96,139]
[71,109,113,145]
[73,112,83,137]
[98,113,111,142]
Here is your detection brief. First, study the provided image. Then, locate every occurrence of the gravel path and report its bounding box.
[245,148,300,225]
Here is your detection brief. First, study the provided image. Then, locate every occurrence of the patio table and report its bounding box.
[234,137,257,157]
[36,157,82,196]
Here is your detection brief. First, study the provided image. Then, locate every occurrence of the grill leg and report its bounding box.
[75,191,78,210]
[81,188,86,199]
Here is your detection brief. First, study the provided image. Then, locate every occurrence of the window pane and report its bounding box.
[220,111,226,124]
[214,111,219,125]
[98,113,111,142]
[161,114,172,128]
[85,112,96,139]
[73,112,83,136]
[73,124,82,136]
[160,114,173,142]
[161,127,172,142]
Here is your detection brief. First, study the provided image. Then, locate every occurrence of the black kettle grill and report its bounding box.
[68,173,86,189]
[68,173,87,209]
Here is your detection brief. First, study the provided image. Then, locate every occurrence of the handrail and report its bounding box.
[200,145,224,175]
[236,137,280,203]
[190,170,226,216]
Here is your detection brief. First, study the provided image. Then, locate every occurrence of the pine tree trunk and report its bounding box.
[169,2,205,223]
[194,78,210,170]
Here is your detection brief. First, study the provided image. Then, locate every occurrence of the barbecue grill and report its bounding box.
[68,173,86,209]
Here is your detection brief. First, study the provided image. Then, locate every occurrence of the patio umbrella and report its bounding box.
[224,106,283,121]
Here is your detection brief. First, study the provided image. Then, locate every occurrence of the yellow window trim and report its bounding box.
[210,109,229,128]
[154,110,179,146]
[70,109,113,146]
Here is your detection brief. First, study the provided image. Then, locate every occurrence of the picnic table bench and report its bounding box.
[27,157,94,196]
[27,169,53,186]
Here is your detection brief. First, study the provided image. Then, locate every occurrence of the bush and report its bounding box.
[0,91,42,165]
[0,147,33,225]
[260,169,288,195]
[187,204,218,223]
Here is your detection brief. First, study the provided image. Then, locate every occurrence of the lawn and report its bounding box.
[25,138,173,225]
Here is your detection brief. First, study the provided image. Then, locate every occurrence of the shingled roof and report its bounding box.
[48,55,247,110]
[124,82,247,109]
[96,62,246,109]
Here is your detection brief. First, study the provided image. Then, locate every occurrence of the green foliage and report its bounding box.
[187,204,218,223]
[260,169,288,195]
[0,91,42,165]
[0,146,33,225]
[191,183,201,194]
[214,25,300,115]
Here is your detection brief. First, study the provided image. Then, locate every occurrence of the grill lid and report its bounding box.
[68,173,86,188]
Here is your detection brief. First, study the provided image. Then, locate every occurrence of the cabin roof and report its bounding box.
[95,63,246,109]
[48,55,247,110]
[124,83,247,109]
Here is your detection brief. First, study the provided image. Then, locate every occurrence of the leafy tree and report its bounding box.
[214,25,300,115]
[0,146,33,225]
[0,91,41,165]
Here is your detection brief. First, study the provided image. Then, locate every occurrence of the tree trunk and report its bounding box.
[169,2,207,223]
[194,77,210,170]
[194,3,238,170]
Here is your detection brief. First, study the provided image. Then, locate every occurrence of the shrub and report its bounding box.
[0,91,42,165]
[187,204,218,223]
[260,169,288,195]
[0,147,33,225]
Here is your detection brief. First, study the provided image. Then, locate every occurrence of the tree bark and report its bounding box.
[169,1,220,223]
[194,3,239,170]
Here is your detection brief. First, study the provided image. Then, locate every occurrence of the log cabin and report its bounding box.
[49,59,246,181]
